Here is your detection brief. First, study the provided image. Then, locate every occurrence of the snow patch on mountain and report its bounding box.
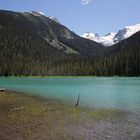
[82,32,115,46]
[27,11,60,24]
[82,23,140,47]
[31,11,45,16]
[48,16,60,23]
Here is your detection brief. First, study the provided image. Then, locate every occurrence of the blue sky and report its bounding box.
[0,0,140,35]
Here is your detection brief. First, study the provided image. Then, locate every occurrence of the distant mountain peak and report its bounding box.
[105,32,116,36]
[82,32,115,46]
[82,23,140,47]
[84,32,99,37]
[124,23,140,29]
[82,32,99,40]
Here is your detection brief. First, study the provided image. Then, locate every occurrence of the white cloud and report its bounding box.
[81,0,92,5]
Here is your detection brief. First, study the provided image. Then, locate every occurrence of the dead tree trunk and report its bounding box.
[75,94,80,107]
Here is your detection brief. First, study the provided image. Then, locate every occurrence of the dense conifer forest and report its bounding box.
[0,10,139,76]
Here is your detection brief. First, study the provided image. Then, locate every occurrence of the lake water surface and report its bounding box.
[0,77,140,113]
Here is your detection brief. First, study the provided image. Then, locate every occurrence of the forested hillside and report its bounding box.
[0,10,139,76]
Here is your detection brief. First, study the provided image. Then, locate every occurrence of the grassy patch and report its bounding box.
[0,91,123,140]
[0,92,47,124]
[90,109,122,120]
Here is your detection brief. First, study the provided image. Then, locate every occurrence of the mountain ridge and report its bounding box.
[82,23,140,47]
[0,9,140,76]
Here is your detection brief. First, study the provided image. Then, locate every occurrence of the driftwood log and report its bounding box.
[0,88,5,92]
[10,107,24,112]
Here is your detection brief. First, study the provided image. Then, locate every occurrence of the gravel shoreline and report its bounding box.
[0,91,140,140]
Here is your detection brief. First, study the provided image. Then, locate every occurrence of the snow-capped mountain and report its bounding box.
[82,23,140,47]
[82,32,115,46]
[114,24,140,43]
[29,11,60,23]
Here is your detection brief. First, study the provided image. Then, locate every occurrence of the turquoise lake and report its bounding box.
[0,77,140,113]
